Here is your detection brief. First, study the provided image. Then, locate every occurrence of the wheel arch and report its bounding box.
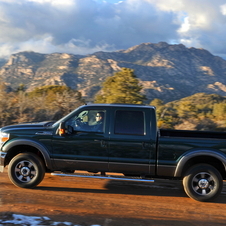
[174,150,226,179]
[2,139,53,170]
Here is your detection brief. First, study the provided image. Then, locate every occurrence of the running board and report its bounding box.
[51,172,154,183]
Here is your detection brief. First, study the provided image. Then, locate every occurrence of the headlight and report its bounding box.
[0,132,9,146]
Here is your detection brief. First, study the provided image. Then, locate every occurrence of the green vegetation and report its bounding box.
[154,93,226,131]
[94,68,146,104]
[94,68,226,131]
[1,67,226,132]
[0,84,85,127]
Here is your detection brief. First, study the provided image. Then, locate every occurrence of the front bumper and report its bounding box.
[0,151,6,172]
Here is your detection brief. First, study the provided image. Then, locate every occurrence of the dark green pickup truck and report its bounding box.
[0,104,226,202]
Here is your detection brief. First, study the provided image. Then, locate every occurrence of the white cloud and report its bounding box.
[0,43,15,59]
[0,0,180,58]
[221,4,226,15]
[28,0,72,3]
[145,0,226,58]
[178,16,190,33]
[0,0,226,59]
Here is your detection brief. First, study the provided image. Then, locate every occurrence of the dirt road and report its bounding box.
[1,170,226,226]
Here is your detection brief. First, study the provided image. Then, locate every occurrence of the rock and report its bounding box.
[0,42,226,102]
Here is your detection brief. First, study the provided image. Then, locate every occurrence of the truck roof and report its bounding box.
[86,103,156,109]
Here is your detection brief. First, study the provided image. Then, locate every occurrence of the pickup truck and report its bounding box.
[0,103,226,202]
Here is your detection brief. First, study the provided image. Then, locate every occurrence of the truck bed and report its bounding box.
[160,129,226,139]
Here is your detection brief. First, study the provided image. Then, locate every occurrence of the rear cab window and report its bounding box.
[114,110,145,136]
[109,106,157,141]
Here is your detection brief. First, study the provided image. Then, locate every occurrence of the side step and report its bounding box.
[51,172,154,183]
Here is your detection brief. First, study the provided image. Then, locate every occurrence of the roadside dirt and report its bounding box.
[1,170,226,226]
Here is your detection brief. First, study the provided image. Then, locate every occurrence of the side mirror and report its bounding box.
[58,121,66,136]
[67,125,74,134]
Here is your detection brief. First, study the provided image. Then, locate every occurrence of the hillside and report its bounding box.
[1,42,226,102]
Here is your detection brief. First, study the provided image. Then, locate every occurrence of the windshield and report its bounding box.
[51,105,85,128]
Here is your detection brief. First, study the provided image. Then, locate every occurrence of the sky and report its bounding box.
[0,0,226,59]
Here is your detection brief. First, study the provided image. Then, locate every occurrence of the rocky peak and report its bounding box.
[1,42,226,103]
[6,51,45,66]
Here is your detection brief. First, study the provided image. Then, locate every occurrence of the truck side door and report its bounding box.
[51,108,109,172]
[108,107,157,175]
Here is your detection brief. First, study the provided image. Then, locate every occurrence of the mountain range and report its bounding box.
[1,42,226,103]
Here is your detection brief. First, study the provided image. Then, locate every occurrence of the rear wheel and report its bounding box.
[8,153,45,188]
[183,164,223,202]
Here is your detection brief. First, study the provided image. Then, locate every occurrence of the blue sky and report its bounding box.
[0,0,226,59]
[96,0,123,2]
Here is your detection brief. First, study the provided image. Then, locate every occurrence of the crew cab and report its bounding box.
[0,103,226,202]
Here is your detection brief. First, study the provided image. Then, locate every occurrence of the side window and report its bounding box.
[114,110,145,136]
[66,109,106,133]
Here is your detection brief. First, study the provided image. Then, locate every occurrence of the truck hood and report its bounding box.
[0,121,55,132]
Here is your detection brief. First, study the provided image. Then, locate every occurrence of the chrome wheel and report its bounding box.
[14,160,37,182]
[8,153,45,188]
[191,172,215,196]
[183,164,223,202]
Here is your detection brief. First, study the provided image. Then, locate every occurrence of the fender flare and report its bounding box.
[174,150,226,177]
[2,139,53,170]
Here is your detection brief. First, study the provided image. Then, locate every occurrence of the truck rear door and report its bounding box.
[108,107,157,175]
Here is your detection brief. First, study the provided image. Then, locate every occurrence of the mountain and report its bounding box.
[1,42,226,102]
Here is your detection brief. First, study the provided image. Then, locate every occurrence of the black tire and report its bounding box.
[183,164,223,202]
[8,153,45,188]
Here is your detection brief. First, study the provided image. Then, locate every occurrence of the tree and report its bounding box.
[51,89,85,119]
[149,98,164,107]
[0,83,14,126]
[212,103,226,120]
[176,101,197,119]
[16,84,26,92]
[27,85,85,120]
[95,68,146,104]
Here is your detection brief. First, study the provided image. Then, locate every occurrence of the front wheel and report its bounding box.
[8,153,45,188]
[183,164,223,202]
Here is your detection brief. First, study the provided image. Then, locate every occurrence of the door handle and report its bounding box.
[101,140,107,148]
[142,142,151,149]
